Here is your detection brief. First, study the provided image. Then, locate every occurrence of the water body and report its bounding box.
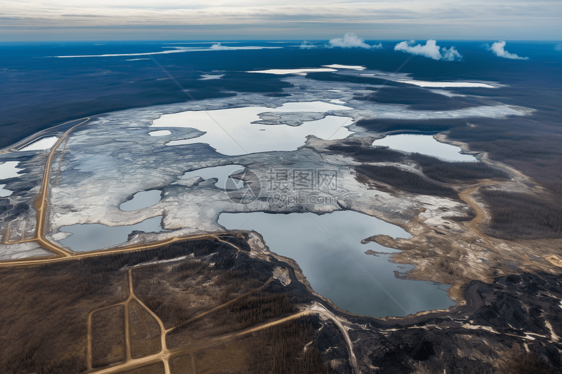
[152,101,352,156]
[0,161,23,197]
[0,161,23,179]
[59,216,163,252]
[373,134,477,162]
[120,190,162,211]
[181,165,245,189]
[0,184,12,197]
[20,136,58,151]
[218,211,454,317]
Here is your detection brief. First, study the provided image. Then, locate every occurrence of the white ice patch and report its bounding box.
[373,134,476,162]
[55,45,281,58]
[20,136,58,151]
[153,102,352,156]
[360,74,495,88]
[149,130,172,137]
[0,161,23,179]
[199,74,224,80]
[180,164,245,189]
[330,99,346,104]
[398,80,496,88]
[247,68,337,76]
[365,104,527,120]
[0,184,12,197]
[323,64,366,70]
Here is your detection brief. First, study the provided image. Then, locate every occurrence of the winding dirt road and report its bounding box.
[458,181,498,250]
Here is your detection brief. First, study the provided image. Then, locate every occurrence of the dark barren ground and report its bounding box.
[2,42,562,373]
[1,233,561,374]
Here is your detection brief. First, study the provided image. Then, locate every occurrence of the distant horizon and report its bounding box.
[2,39,561,43]
[4,1,560,42]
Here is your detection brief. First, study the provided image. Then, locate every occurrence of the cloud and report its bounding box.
[328,33,380,49]
[394,40,462,61]
[300,41,316,49]
[488,41,528,60]
[3,1,562,42]
[555,43,562,51]
[441,46,462,61]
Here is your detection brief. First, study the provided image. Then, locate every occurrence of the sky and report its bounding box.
[1,0,561,41]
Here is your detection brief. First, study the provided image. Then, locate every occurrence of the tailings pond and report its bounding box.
[59,216,164,252]
[373,134,476,162]
[120,190,162,211]
[218,210,455,318]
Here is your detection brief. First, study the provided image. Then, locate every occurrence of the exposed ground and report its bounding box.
[1,72,561,373]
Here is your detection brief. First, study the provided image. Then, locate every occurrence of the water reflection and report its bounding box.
[373,134,476,162]
[59,216,163,252]
[218,210,454,317]
[152,101,353,156]
[120,190,162,211]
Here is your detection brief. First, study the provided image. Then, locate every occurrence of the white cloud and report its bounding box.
[441,46,462,61]
[328,33,380,49]
[300,41,316,49]
[488,41,528,60]
[394,40,462,61]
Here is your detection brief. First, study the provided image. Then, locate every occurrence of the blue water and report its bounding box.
[1,41,561,148]
[219,211,455,317]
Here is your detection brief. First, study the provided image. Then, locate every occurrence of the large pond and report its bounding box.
[59,216,164,252]
[218,210,454,318]
[151,101,353,156]
[373,134,476,162]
